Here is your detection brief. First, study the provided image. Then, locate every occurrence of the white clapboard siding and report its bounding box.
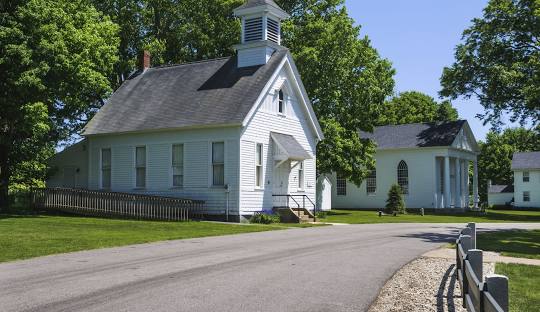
[240,68,318,214]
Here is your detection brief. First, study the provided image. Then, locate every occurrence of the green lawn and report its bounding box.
[318,209,540,224]
[476,230,540,259]
[0,214,318,263]
[495,263,540,312]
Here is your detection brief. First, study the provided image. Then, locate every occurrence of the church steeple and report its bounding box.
[233,0,289,67]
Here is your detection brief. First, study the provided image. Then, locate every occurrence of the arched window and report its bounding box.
[397,160,408,194]
[278,89,284,114]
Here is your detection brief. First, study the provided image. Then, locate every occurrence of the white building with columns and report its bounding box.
[331,120,480,210]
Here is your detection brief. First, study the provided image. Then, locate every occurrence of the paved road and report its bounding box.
[1,223,538,312]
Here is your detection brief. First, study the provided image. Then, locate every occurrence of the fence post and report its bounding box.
[459,234,472,308]
[485,274,509,312]
[467,222,476,249]
[467,249,483,282]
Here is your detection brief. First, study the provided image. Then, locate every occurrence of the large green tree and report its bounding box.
[440,0,540,129]
[280,0,395,184]
[477,127,540,202]
[0,0,119,209]
[376,91,458,126]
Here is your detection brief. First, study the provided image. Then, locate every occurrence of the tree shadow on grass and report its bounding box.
[477,230,540,258]
[0,213,44,220]
[481,211,540,223]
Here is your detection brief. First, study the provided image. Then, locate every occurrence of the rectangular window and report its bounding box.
[336,174,346,196]
[366,169,376,194]
[101,148,111,189]
[212,142,225,186]
[172,144,184,187]
[523,171,530,182]
[135,146,146,188]
[523,191,530,202]
[278,90,284,114]
[255,143,263,188]
[298,161,304,190]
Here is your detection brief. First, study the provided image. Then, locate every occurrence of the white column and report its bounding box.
[433,157,439,208]
[444,156,451,208]
[465,160,470,209]
[473,159,479,208]
[455,158,461,208]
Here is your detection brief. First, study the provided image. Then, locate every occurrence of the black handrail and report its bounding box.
[272,194,316,222]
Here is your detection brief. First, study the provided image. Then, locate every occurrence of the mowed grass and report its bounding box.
[318,209,540,224]
[495,263,540,312]
[477,230,540,259]
[0,214,318,263]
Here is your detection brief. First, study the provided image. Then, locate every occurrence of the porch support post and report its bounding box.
[473,159,479,208]
[433,157,439,208]
[455,158,461,209]
[465,160,470,209]
[444,156,451,208]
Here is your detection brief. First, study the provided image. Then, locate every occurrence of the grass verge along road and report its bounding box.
[477,229,540,259]
[0,214,317,263]
[319,209,540,224]
[496,263,540,312]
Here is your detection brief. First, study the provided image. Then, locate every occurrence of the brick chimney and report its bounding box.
[139,50,150,71]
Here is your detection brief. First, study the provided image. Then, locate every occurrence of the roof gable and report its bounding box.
[512,151,540,170]
[83,50,288,136]
[359,120,471,150]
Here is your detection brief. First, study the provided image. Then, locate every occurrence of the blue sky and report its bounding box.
[344,0,493,140]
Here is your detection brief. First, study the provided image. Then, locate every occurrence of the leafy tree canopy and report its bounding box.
[376,91,458,126]
[440,0,540,130]
[477,127,540,202]
[0,0,119,208]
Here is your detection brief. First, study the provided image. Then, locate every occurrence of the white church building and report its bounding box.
[46,0,323,222]
[331,120,480,211]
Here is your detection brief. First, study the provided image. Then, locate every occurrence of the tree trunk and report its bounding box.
[0,156,9,212]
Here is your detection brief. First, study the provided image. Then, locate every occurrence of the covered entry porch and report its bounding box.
[433,150,479,209]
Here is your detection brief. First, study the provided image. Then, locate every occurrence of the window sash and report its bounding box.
[278,90,284,113]
[397,161,409,194]
[523,171,530,182]
[135,146,146,187]
[255,144,263,187]
[172,144,184,187]
[336,174,346,196]
[298,161,304,189]
[101,148,111,189]
[212,142,225,186]
[523,191,530,202]
[366,169,376,194]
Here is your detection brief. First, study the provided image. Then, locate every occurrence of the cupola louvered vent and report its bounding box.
[267,18,280,43]
[244,17,263,42]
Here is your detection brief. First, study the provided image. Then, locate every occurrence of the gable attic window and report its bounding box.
[267,18,280,43]
[244,17,263,42]
[212,142,225,186]
[278,89,284,114]
[101,148,111,189]
[336,174,346,196]
[172,144,184,187]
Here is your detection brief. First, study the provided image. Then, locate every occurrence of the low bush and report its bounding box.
[315,211,328,219]
[250,213,280,224]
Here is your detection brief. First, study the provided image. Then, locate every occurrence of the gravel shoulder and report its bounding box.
[368,256,495,312]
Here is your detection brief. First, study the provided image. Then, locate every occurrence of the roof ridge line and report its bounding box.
[150,56,232,70]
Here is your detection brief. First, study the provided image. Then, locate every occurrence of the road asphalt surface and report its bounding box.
[1,222,538,312]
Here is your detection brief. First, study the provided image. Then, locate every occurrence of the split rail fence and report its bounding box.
[31,187,205,221]
[456,223,509,312]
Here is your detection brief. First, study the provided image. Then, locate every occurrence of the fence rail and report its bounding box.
[456,223,509,312]
[31,187,205,221]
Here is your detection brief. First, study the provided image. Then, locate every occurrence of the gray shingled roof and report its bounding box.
[512,151,540,170]
[271,132,311,160]
[488,184,514,194]
[359,120,467,149]
[83,49,288,135]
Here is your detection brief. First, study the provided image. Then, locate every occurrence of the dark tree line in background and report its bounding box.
[1,0,538,210]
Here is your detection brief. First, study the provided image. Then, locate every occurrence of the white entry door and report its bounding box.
[272,161,290,207]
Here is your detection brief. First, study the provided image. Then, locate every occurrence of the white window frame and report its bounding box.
[523,191,530,202]
[100,148,111,190]
[278,89,285,115]
[336,174,346,196]
[366,168,376,195]
[171,143,184,188]
[297,161,304,191]
[523,171,530,182]
[397,160,409,195]
[134,146,146,189]
[211,141,225,187]
[255,143,263,189]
